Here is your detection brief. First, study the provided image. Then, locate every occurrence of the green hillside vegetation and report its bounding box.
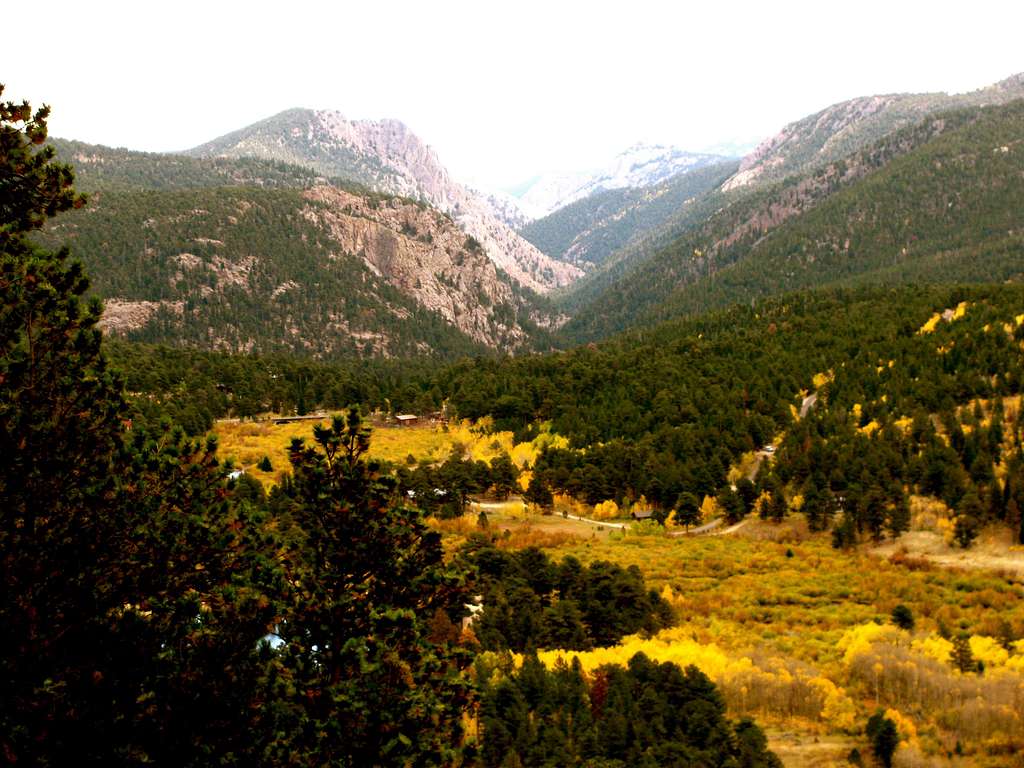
[521,160,738,271]
[52,137,328,192]
[553,182,741,315]
[35,186,500,357]
[659,99,1024,322]
[565,99,1024,341]
[445,285,1024,542]
[727,71,1024,189]
[105,340,441,434]
[184,107,396,189]
[116,282,1024,551]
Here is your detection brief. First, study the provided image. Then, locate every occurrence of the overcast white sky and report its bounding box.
[5,0,1023,190]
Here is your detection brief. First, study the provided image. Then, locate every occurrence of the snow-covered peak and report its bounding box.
[514,144,731,220]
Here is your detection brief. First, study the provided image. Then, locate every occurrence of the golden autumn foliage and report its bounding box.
[507,527,1024,761]
[591,499,621,520]
[532,628,860,731]
[918,313,942,334]
[812,370,834,390]
[700,495,720,522]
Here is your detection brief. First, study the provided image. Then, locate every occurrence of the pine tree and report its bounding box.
[951,634,976,674]
[1,86,283,763]
[490,452,518,500]
[268,409,474,764]
[885,493,911,540]
[891,604,915,631]
[675,491,701,530]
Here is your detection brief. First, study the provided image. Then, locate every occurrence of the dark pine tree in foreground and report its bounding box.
[478,652,782,767]
[0,85,472,766]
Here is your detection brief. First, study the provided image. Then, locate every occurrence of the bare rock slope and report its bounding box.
[186,109,581,293]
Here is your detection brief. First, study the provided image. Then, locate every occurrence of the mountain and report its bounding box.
[723,72,1024,191]
[43,140,559,358]
[185,109,581,293]
[512,144,731,220]
[519,159,738,271]
[562,99,1024,342]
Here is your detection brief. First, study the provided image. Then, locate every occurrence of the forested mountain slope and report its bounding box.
[723,71,1024,190]
[36,151,559,357]
[443,284,1024,544]
[564,100,1024,341]
[52,138,325,191]
[520,159,738,271]
[185,109,581,292]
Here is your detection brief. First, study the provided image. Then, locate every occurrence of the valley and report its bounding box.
[6,50,1024,767]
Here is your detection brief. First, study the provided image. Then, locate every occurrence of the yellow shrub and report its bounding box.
[918,313,941,334]
[912,634,953,665]
[511,442,538,469]
[700,495,720,522]
[970,635,1009,668]
[838,622,900,664]
[517,470,532,491]
[592,500,620,520]
[859,420,881,436]
[810,677,857,731]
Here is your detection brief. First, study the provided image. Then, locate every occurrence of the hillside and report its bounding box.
[520,159,738,271]
[723,71,1024,191]
[37,180,557,358]
[52,138,326,191]
[42,139,564,358]
[185,109,581,292]
[564,100,1024,342]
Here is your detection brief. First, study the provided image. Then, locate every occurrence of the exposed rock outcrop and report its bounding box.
[301,185,559,348]
[187,109,581,293]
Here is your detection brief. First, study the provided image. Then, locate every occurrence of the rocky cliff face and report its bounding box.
[300,185,558,349]
[186,110,581,294]
[723,72,1024,191]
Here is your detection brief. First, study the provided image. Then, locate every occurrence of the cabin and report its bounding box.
[396,414,419,426]
[630,509,655,521]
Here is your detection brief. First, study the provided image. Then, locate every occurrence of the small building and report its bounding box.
[396,414,419,426]
[631,509,655,521]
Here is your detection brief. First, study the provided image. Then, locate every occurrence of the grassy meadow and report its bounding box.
[214,417,454,485]
[460,514,1024,766]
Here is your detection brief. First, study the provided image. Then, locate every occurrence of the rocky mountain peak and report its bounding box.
[186,109,580,293]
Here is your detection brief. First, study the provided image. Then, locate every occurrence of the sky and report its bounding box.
[5,0,1024,191]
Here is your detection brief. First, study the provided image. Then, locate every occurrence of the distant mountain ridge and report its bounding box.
[512,143,732,220]
[724,72,1024,191]
[563,99,1024,342]
[185,109,581,293]
[45,139,559,358]
[520,159,739,271]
